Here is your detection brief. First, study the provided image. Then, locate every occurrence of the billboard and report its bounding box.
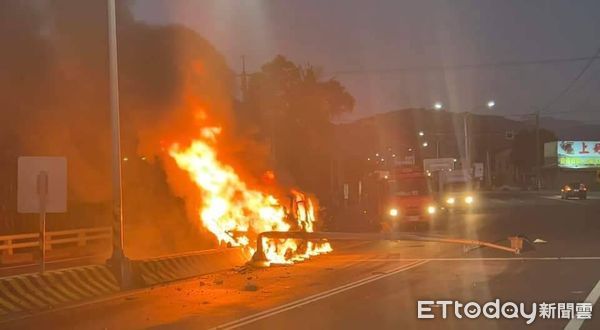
[557,141,600,169]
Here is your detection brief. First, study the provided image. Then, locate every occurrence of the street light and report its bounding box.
[464,99,496,175]
[422,142,429,147]
[434,102,443,110]
[418,131,425,137]
[107,0,132,289]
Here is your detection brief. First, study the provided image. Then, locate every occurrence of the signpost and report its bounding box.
[474,163,484,179]
[395,155,415,166]
[17,156,67,273]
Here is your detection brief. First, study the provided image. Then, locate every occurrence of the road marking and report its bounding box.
[540,196,586,205]
[565,279,600,330]
[352,257,600,262]
[211,259,429,330]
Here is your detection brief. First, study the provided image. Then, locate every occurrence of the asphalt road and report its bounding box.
[2,191,600,329]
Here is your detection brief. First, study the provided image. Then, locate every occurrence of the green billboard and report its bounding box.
[557,141,600,169]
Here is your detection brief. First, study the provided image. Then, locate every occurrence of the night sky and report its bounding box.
[132,0,600,123]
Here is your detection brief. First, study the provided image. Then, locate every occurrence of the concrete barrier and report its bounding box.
[0,248,248,318]
[135,248,248,286]
[0,265,118,317]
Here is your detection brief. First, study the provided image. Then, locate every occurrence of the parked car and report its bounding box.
[560,182,587,200]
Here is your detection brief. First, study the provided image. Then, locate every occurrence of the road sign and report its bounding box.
[442,169,471,183]
[474,163,484,179]
[395,155,415,166]
[423,158,454,172]
[18,156,67,273]
[18,157,67,213]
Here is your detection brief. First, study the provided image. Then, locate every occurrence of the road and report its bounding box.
[2,191,599,329]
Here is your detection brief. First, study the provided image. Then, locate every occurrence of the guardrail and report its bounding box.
[0,227,111,256]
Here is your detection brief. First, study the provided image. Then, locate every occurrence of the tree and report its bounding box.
[511,128,557,174]
[245,55,355,200]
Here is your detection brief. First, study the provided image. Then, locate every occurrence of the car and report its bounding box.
[443,192,477,211]
[440,180,477,211]
[560,182,587,200]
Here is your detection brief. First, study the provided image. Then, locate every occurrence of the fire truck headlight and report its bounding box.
[446,197,455,205]
[389,208,399,217]
[427,205,436,214]
[465,196,474,204]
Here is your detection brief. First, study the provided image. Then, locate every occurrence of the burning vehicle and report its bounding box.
[169,127,332,264]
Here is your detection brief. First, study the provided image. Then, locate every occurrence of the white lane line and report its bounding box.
[211,259,429,330]
[352,257,600,262]
[565,279,600,330]
[540,196,586,205]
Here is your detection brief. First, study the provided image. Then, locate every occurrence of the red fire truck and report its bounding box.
[364,167,438,231]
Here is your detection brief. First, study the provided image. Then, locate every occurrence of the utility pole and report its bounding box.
[534,110,541,190]
[463,112,471,171]
[239,55,249,102]
[106,0,132,289]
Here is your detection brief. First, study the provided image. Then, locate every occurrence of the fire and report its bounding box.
[169,127,331,263]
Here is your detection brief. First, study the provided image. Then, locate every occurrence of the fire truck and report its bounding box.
[364,166,438,231]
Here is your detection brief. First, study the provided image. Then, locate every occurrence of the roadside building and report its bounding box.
[492,148,518,187]
[543,141,600,190]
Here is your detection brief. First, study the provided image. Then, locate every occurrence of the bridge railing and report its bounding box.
[0,227,111,256]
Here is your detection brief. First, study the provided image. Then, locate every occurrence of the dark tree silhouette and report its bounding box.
[511,128,557,173]
[245,55,355,200]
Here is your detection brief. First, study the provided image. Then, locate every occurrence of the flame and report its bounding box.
[169,127,331,263]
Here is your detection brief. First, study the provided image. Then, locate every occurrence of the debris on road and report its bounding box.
[244,282,259,291]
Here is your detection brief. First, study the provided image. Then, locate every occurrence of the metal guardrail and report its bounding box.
[0,227,111,256]
[251,231,520,265]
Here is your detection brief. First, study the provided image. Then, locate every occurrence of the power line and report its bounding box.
[540,46,600,113]
[545,108,599,115]
[327,55,600,76]
[499,108,598,119]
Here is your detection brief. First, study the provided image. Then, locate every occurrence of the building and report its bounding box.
[492,148,518,187]
[543,141,600,190]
